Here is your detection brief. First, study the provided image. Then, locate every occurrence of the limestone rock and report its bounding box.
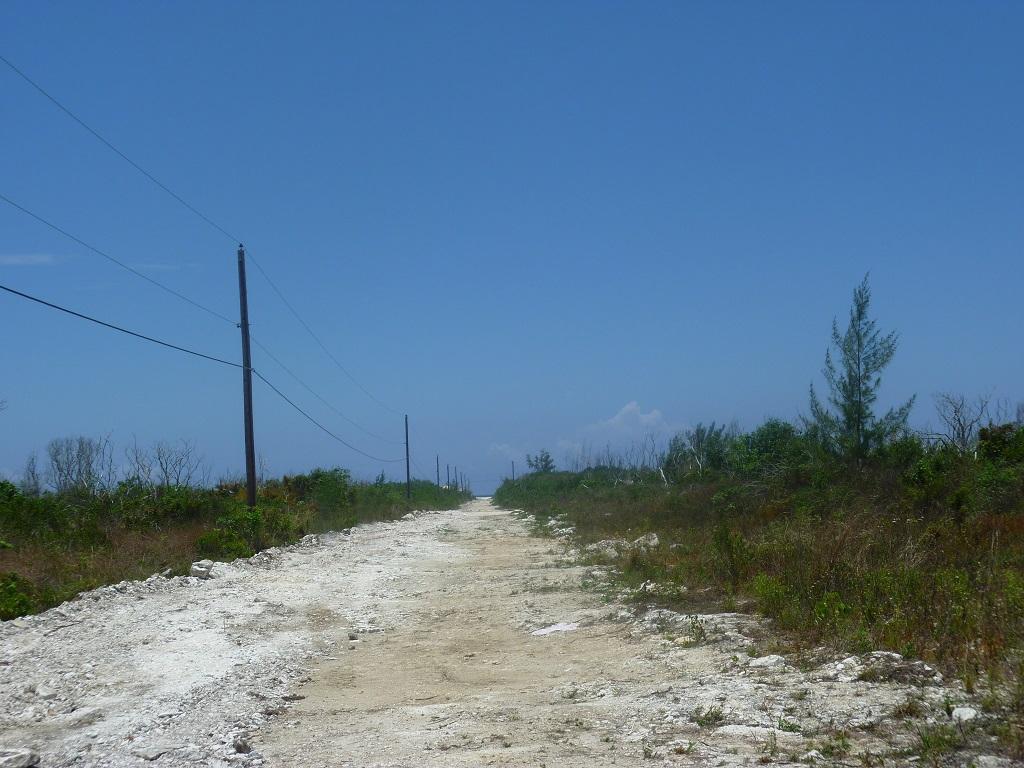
[632,532,660,550]
[951,706,978,723]
[584,539,629,559]
[714,725,802,745]
[748,654,786,669]
[0,749,40,768]
[974,757,1012,768]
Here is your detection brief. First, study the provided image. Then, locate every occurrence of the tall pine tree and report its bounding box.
[808,275,915,459]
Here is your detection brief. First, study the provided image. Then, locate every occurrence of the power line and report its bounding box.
[1,281,404,465]
[2,54,400,416]
[411,457,432,481]
[245,253,400,415]
[0,53,239,243]
[0,191,235,325]
[1,183,401,452]
[251,336,403,445]
[252,370,403,464]
[0,283,240,368]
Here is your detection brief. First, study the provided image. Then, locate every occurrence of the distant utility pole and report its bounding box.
[512,460,516,482]
[446,464,450,489]
[436,454,440,487]
[236,244,257,508]
[404,414,411,500]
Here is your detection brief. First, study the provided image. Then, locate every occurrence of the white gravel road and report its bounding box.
[1,509,460,766]
[0,499,1004,767]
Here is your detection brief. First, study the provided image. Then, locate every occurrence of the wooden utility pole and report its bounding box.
[446,464,450,489]
[236,244,257,508]
[436,454,440,487]
[404,414,411,500]
[512,460,516,482]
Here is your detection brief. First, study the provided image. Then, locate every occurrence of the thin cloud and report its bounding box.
[589,401,668,434]
[0,254,56,266]
[487,442,518,460]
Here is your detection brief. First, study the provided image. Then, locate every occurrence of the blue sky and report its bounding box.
[2,2,1022,493]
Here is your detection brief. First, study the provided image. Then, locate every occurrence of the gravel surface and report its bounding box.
[0,499,1006,767]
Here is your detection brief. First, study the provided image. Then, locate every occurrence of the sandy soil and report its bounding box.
[0,499,999,767]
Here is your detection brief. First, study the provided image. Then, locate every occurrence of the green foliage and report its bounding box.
[196,500,311,559]
[0,572,34,620]
[690,706,725,728]
[195,528,252,561]
[712,524,752,590]
[808,275,915,460]
[915,724,962,765]
[980,423,1024,465]
[725,419,806,480]
[526,449,556,473]
[665,422,732,479]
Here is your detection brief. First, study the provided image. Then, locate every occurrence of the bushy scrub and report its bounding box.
[194,501,311,560]
[0,572,34,621]
[495,420,1024,682]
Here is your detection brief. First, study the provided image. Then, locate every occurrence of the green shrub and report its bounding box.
[194,528,253,561]
[199,501,310,559]
[0,572,35,620]
[712,524,752,590]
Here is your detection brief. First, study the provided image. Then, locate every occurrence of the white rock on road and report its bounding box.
[0,749,40,768]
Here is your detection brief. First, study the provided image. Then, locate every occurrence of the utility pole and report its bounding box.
[236,244,257,508]
[436,454,440,487]
[446,464,450,489]
[512,460,516,482]
[404,414,411,500]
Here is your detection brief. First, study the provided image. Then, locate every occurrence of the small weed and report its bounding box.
[915,724,962,766]
[858,750,884,767]
[687,614,709,643]
[690,705,726,728]
[990,720,1024,760]
[891,697,924,719]
[856,666,881,682]
[818,730,851,758]
[777,717,801,733]
[760,730,779,758]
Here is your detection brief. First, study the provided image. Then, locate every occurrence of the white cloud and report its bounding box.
[0,254,55,266]
[588,401,668,435]
[487,442,518,460]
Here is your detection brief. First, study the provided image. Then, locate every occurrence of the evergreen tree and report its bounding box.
[808,275,914,459]
[526,449,556,473]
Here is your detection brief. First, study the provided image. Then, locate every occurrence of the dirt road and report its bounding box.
[1,499,983,767]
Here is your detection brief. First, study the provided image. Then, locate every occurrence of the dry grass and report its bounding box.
[0,521,209,608]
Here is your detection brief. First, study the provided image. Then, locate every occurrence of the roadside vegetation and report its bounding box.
[0,440,469,620]
[496,276,1024,756]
